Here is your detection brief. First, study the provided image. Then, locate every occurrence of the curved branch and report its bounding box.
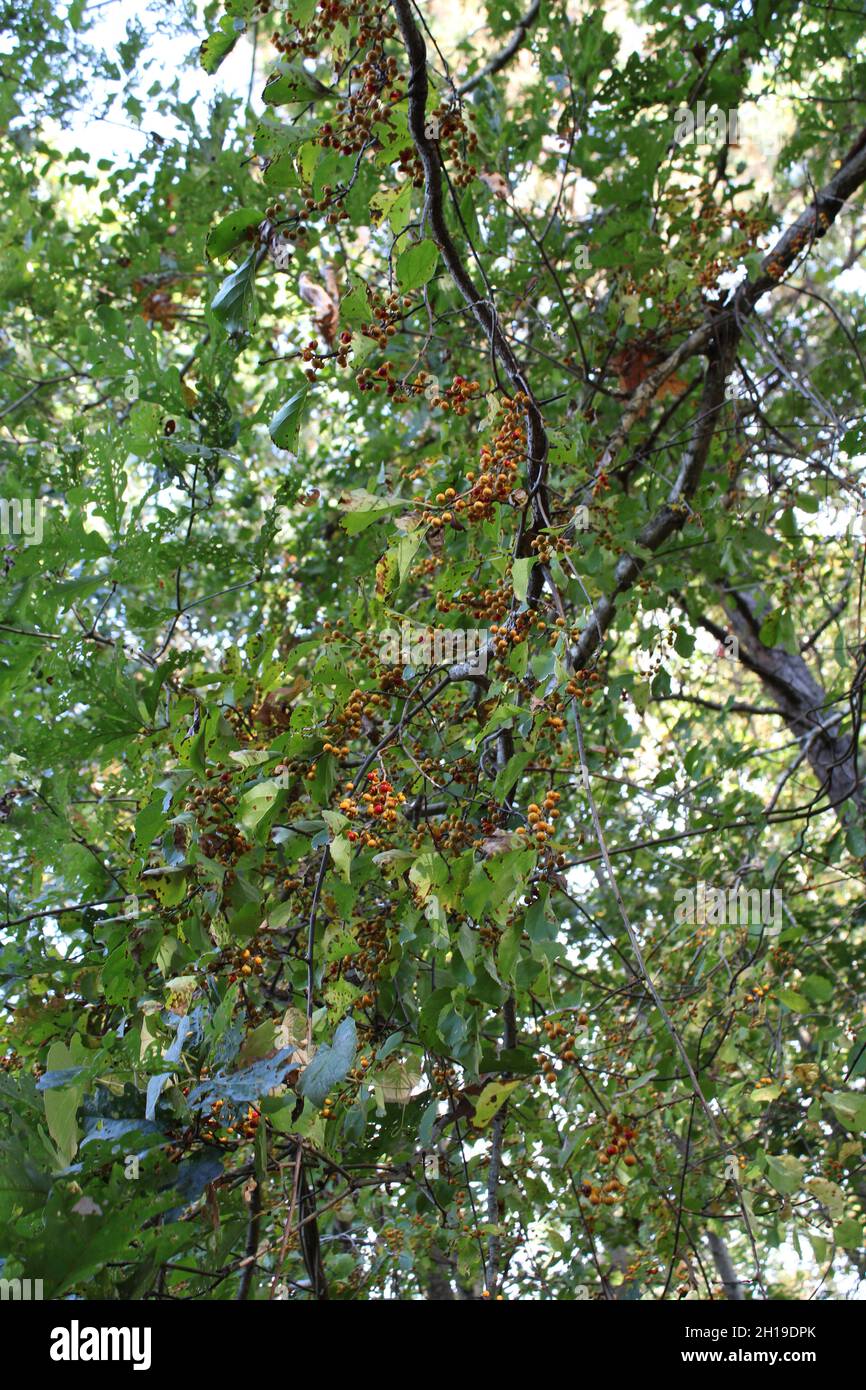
[457,0,541,97]
[393,0,550,539]
[569,123,866,670]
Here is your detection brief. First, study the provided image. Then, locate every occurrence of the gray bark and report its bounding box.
[708,1230,747,1300]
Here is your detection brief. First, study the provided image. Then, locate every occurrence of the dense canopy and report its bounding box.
[1,0,866,1302]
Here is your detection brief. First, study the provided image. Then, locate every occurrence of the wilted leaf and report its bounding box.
[805,1177,846,1218]
[377,1059,424,1104]
[827,1091,866,1132]
[765,1153,804,1195]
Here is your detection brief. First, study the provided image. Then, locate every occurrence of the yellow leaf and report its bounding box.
[472,1079,520,1128]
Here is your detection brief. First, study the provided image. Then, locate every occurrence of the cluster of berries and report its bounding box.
[566,668,603,707]
[200,1098,261,1144]
[224,945,267,984]
[596,1112,639,1169]
[517,790,561,848]
[339,769,406,845]
[301,331,354,382]
[537,1011,589,1080]
[270,0,394,63]
[319,41,405,158]
[581,1176,626,1207]
[324,686,389,744]
[462,395,527,521]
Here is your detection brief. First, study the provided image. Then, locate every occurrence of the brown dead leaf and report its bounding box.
[298,266,340,345]
[138,288,180,331]
[654,373,688,402]
[479,171,511,198]
[278,1006,315,1083]
[610,342,689,413]
[205,1181,221,1230]
[253,679,306,730]
[480,829,523,857]
[610,344,661,394]
[425,524,444,555]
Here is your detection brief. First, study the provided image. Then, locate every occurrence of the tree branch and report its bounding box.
[393,0,550,546]
[457,0,541,96]
[568,123,866,671]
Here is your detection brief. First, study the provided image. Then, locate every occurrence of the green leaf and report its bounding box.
[291,0,317,25]
[396,238,439,291]
[341,278,370,323]
[834,1218,863,1249]
[371,181,413,234]
[239,778,285,830]
[135,796,166,851]
[805,1177,845,1218]
[497,919,523,981]
[269,386,309,452]
[457,920,477,967]
[263,150,302,192]
[777,988,809,1012]
[200,17,245,75]
[329,833,352,883]
[298,1017,357,1106]
[492,747,533,802]
[512,557,533,602]
[377,1031,404,1061]
[210,251,258,336]
[827,1092,866,1133]
[262,65,336,106]
[752,1082,782,1102]
[803,974,833,1003]
[765,1154,804,1195]
[206,208,262,261]
[418,1097,439,1148]
[846,1029,866,1082]
[339,489,406,534]
[43,1042,84,1165]
[139,864,193,907]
